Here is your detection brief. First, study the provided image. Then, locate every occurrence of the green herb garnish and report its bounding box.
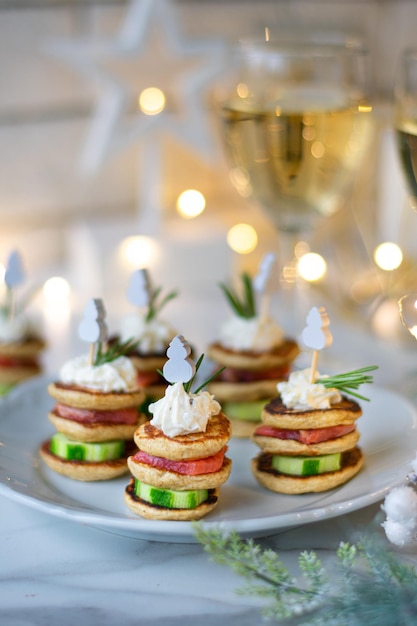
[145,285,178,323]
[317,365,378,402]
[219,272,256,319]
[94,338,139,366]
[194,525,417,624]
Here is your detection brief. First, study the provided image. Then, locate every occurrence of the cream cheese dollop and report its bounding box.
[277,368,341,410]
[149,381,221,438]
[0,311,30,343]
[219,315,284,352]
[59,354,138,392]
[119,313,175,354]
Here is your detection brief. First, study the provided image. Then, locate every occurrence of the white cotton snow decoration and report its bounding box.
[381,485,417,546]
[382,485,417,523]
[382,518,416,547]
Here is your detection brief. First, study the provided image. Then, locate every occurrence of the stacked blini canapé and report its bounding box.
[251,369,364,494]
[125,407,232,520]
[206,271,299,438]
[0,332,45,392]
[125,335,232,520]
[115,269,178,415]
[40,358,146,481]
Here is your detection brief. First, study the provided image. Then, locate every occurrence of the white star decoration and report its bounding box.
[46,0,226,175]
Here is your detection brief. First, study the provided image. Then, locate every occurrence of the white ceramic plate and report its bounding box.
[0,377,416,543]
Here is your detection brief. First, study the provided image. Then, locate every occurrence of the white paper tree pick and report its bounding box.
[78,298,109,364]
[301,306,333,382]
[5,250,25,289]
[127,269,151,309]
[162,335,195,384]
[253,253,279,321]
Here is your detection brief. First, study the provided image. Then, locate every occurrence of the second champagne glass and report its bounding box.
[394,48,417,208]
[216,40,373,323]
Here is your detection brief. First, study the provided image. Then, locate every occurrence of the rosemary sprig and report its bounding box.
[219,272,256,319]
[145,285,178,323]
[94,337,139,366]
[317,365,378,402]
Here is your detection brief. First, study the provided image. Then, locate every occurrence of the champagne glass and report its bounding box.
[394,48,417,209]
[215,39,372,326]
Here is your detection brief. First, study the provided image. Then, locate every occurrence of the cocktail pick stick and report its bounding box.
[78,298,109,366]
[301,306,333,383]
[253,253,279,323]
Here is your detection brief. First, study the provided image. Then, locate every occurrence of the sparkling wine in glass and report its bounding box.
[216,40,372,321]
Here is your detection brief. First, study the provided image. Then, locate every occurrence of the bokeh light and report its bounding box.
[373,242,403,271]
[176,189,206,219]
[226,223,258,254]
[43,276,71,303]
[119,236,159,269]
[297,252,327,282]
[138,87,166,115]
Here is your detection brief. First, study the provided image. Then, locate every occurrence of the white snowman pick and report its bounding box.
[162,335,196,386]
[126,269,151,310]
[253,252,280,322]
[78,298,109,365]
[301,306,333,383]
[4,250,25,320]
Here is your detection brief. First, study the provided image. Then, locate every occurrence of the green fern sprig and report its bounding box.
[219,272,256,319]
[317,366,378,401]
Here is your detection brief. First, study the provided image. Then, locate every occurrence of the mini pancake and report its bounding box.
[130,353,167,372]
[252,429,360,456]
[124,479,219,520]
[206,339,299,371]
[251,447,364,494]
[39,439,132,481]
[207,379,279,403]
[134,412,231,461]
[0,363,42,384]
[48,382,145,410]
[227,417,259,439]
[48,411,146,443]
[127,455,232,490]
[0,337,45,383]
[0,337,45,358]
[261,395,362,430]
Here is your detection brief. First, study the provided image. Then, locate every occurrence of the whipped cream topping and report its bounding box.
[277,368,341,410]
[59,354,138,392]
[149,381,221,438]
[0,311,38,343]
[119,313,175,354]
[219,315,284,352]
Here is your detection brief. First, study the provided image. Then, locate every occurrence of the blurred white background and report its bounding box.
[1,0,417,369]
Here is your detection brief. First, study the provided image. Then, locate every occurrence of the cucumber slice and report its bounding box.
[222,399,267,421]
[134,479,209,509]
[271,453,342,476]
[50,432,125,462]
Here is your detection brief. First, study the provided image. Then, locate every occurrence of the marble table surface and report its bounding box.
[0,491,391,626]
[2,316,417,625]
